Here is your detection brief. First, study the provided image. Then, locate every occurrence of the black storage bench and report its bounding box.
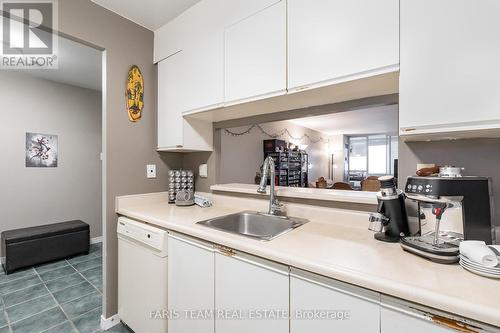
[1,220,89,274]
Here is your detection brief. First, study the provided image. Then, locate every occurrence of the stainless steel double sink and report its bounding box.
[196,211,308,241]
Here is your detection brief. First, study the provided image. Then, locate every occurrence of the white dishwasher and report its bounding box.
[117,217,168,333]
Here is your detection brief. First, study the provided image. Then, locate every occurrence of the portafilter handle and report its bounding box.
[431,202,448,245]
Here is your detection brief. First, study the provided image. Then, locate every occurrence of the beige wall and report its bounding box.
[57,0,183,317]
[398,138,500,228]
[219,121,329,185]
[0,72,101,256]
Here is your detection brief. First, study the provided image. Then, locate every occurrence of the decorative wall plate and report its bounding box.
[126,65,144,122]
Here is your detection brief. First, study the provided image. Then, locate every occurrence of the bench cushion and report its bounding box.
[2,220,89,244]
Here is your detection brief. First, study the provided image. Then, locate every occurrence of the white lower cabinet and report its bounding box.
[168,233,215,333]
[290,269,380,333]
[166,234,484,333]
[214,248,289,333]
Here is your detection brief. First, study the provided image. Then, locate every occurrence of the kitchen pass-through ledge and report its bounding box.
[210,183,378,205]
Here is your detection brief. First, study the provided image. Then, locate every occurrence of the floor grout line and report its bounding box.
[66,262,102,296]
[0,268,37,286]
[65,253,101,267]
[1,295,13,333]
[1,280,46,301]
[34,267,81,333]
[58,289,101,307]
[3,289,49,310]
[50,279,94,296]
[7,305,59,326]
[1,271,20,333]
[40,272,84,288]
[38,320,72,333]
[65,259,103,331]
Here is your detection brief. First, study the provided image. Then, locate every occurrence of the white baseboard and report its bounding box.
[100,314,120,330]
[91,236,103,244]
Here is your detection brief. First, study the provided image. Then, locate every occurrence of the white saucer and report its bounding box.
[460,259,500,274]
[460,255,500,271]
[460,263,500,279]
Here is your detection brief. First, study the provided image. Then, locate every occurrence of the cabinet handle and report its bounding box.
[403,128,416,132]
[295,86,310,91]
[216,245,236,257]
[176,145,183,148]
[430,315,479,333]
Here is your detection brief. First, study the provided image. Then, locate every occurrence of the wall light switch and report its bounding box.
[146,164,157,179]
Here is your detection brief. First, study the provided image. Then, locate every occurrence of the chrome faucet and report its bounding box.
[257,156,285,216]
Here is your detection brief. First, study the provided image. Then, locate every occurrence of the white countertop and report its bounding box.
[210,183,378,205]
[116,192,500,328]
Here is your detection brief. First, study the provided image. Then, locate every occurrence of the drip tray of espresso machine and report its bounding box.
[401,231,463,264]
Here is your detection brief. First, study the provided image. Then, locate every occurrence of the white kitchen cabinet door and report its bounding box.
[400,0,500,134]
[177,34,224,113]
[214,249,289,333]
[154,0,226,63]
[222,0,281,27]
[288,0,399,91]
[168,233,215,333]
[157,54,214,151]
[381,306,458,333]
[224,0,286,104]
[157,54,183,150]
[290,269,380,333]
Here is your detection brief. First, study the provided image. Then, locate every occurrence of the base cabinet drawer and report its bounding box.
[290,269,380,333]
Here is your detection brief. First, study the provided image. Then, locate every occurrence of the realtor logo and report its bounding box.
[1,0,58,68]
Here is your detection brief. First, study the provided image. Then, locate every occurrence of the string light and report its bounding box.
[223,124,328,144]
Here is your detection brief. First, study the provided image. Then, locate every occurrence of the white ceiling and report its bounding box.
[91,0,202,31]
[2,36,102,91]
[288,104,399,136]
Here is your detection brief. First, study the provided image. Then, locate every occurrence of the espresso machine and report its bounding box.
[401,175,495,264]
[368,176,410,242]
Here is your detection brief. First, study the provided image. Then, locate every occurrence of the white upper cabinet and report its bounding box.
[157,54,183,149]
[287,0,399,91]
[290,269,380,333]
[215,249,289,333]
[224,0,286,104]
[400,0,500,137]
[177,34,224,112]
[154,0,225,63]
[155,0,225,116]
[154,0,278,63]
[157,55,213,151]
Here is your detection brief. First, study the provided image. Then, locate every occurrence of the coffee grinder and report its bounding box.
[368,175,410,242]
[401,175,495,264]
